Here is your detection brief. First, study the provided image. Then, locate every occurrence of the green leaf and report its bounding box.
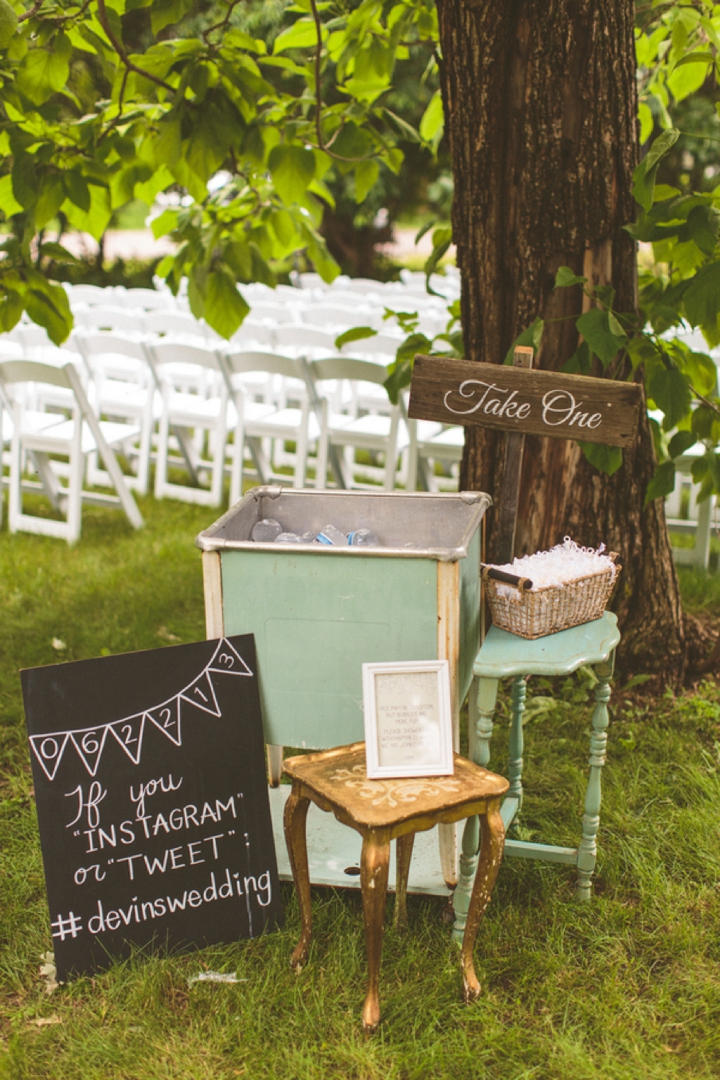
[268,145,315,206]
[632,129,680,211]
[668,59,710,102]
[35,178,65,230]
[151,0,194,34]
[554,266,587,289]
[61,184,112,242]
[0,173,22,218]
[25,275,72,345]
[419,90,444,143]
[11,154,36,210]
[0,0,18,49]
[683,261,720,328]
[335,326,378,350]
[562,340,592,375]
[64,172,91,213]
[638,101,654,145]
[579,442,623,476]
[648,366,692,430]
[0,288,24,333]
[383,360,413,404]
[354,159,379,203]
[644,460,676,505]
[503,317,544,365]
[17,46,71,105]
[273,18,323,53]
[575,308,627,366]
[204,270,250,340]
[687,204,720,256]
[668,429,697,458]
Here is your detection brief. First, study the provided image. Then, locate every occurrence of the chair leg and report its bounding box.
[508,676,526,809]
[393,832,415,931]
[577,656,613,900]
[460,800,505,1003]
[360,830,391,1034]
[474,678,498,769]
[452,814,479,941]
[283,786,312,970]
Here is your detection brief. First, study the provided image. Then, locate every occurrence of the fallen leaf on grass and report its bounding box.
[187,971,247,986]
[157,626,181,643]
[39,953,59,995]
[30,1016,62,1027]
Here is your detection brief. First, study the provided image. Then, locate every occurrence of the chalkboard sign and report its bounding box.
[21,635,283,981]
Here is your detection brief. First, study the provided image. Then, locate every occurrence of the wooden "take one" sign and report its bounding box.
[408,355,642,448]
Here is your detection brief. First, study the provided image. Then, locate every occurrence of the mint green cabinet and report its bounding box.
[197,488,489,749]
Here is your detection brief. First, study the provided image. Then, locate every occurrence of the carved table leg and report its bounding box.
[394,832,415,931]
[508,676,526,809]
[360,829,391,1034]
[576,655,614,900]
[283,785,312,970]
[461,799,505,1002]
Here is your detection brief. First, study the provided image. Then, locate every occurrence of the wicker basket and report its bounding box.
[482,555,620,640]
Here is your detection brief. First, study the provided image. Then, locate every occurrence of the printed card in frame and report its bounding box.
[362,660,454,779]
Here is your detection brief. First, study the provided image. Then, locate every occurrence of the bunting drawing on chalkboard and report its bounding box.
[29,639,252,782]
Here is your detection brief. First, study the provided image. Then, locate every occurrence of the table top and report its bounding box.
[473,611,620,679]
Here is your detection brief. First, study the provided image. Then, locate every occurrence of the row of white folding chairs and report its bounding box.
[1,330,465,530]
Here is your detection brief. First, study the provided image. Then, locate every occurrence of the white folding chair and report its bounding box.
[146,340,229,506]
[407,420,464,492]
[307,357,408,491]
[0,359,143,543]
[220,350,319,504]
[73,331,159,495]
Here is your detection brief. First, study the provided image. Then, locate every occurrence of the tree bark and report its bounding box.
[436,0,687,682]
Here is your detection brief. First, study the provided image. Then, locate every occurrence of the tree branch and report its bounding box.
[18,0,42,23]
[95,0,175,93]
[202,0,244,44]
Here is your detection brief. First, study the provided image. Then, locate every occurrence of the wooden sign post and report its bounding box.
[22,635,283,981]
[408,351,643,561]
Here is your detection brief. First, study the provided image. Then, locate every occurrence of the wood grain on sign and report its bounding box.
[408,356,642,448]
[21,635,283,981]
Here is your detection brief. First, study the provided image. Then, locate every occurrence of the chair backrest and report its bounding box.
[143,310,208,339]
[120,288,177,311]
[74,331,148,363]
[65,284,115,306]
[307,357,390,387]
[248,301,296,324]
[222,349,308,383]
[300,304,373,329]
[147,340,222,372]
[273,324,336,353]
[0,358,73,391]
[73,305,138,333]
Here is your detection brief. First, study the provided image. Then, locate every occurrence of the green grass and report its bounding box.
[2,497,720,1078]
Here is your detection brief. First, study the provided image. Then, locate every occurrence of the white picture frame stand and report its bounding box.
[362,660,454,779]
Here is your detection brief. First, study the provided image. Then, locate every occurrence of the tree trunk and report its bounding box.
[436,0,687,682]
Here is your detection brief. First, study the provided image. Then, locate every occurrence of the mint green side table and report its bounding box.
[452,612,620,937]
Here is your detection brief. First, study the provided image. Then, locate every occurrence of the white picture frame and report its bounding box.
[362,660,454,779]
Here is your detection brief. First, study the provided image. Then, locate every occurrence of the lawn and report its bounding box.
[1,498,720,1079]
